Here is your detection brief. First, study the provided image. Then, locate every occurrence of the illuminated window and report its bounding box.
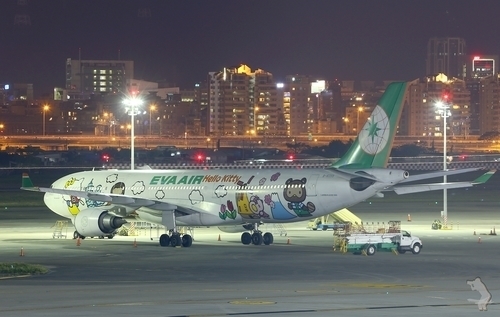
[100,70,106,74]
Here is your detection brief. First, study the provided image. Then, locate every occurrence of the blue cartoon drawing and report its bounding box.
[84,179,106,208]
[265,193,296,220]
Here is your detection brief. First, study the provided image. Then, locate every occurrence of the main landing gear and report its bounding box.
[159,231,193,248]
[240,223,274,246]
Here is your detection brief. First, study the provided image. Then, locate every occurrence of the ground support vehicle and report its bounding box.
[334,228,423,256]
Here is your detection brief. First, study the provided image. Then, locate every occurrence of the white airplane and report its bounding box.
[21,82,494,247]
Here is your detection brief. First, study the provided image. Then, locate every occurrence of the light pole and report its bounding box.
[206,137,211,149]
[42,105,49,136]
[357,106,363,132]
[436,99,450,228]
[123,96,143,170]
[149,104,156,136]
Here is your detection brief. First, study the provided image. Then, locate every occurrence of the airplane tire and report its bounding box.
[251,232,263,245]
[182,234,193,247]
[263,232,274,245]
[159,234,170,247]
[241,232,251,245]
[170,234,182,247]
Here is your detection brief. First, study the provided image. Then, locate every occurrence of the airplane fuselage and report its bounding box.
[43,168,382,227]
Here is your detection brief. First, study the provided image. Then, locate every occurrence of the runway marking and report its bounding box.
[229,300,276,305]
[165,302,500,316]
[329,283,427,289]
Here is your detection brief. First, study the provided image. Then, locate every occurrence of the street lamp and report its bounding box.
[357,106,364,132]
[42,105,49,136]
[149,104,156,136]
[436,100,451,228]
[123,96,143,170]
[206,137,211,149]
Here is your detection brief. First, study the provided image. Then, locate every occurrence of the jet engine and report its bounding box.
[74,209,127,237]
[218,224,255,233]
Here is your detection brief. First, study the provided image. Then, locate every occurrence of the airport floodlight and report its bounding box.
[123,96,143,170]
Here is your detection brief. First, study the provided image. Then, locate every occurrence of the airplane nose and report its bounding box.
[44,191,67,218]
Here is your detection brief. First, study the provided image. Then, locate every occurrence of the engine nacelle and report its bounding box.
[218,224,255,233]
[75,209,126,237]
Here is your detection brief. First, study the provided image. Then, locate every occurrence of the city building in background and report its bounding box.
[403,73,470,139]
[65,58,134,99]
[478,74,500,135]
[208,65,286,136]
[426,37,467,79]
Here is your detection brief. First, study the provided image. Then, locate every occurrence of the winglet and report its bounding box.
[21,173,40,191]
[472,170,496,184]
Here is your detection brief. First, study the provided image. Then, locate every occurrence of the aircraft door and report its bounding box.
[306,174,319,197]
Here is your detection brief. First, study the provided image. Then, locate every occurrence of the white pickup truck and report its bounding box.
[391,230,423,255]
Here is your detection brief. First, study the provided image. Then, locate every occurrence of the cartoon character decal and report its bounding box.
[84,179,106,208]
[249,195,269,219]
[62,177,85,215]
[219,200,237,220]
[265,193,296,220]
[111,182,126,195]
[282,178,315,217]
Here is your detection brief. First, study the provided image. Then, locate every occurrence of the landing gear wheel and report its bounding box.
[411,243,421,254]
[366,244,376,256]
[251,232,263,245]
[170,234,182,247]
[263,232,274,245]
[181,234,193,247]
[241,232,251,245]
[73,231,85,240]
[159,234,171,247]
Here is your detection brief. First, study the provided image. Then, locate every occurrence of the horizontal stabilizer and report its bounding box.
[399,167,482,184]
[393,182,474,195]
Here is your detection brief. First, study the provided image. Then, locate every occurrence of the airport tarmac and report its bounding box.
[1,186,500,316]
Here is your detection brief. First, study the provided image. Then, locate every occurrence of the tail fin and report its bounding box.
[332,82,407,169]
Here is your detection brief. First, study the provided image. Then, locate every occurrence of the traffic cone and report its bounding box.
[133,238,137,248]
[76,237,81,246]
[407,214,411,222]
[19,247,24,257]
[473,230,476,235]
[478,236,482,243]
[287,238,291,245]
[218,234,221,241]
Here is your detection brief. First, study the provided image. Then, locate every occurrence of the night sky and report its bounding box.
[1,0,500,97]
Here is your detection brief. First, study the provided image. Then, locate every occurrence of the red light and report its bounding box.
[288,155,294,160]
[197,154,204,160]
[102,154,110,162]
[443,94,449,100]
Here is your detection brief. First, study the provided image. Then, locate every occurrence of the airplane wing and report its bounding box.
[21,173,178,213]
[389,170,495,195]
